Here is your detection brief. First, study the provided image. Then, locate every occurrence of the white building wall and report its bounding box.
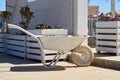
[7,0,28,34]
[7,0,88,35]
[46,0,72,34]
[73,0,88,35]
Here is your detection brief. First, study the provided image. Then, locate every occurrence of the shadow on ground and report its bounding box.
[10,65,66,72]
[94,53,116,57]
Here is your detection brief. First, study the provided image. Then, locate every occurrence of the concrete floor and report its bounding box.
[0,54,120,80]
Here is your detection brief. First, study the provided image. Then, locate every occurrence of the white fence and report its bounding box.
[0,34,4,53]
[0,34,66,61]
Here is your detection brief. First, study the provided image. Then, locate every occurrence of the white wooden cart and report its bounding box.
[8,24,94,68]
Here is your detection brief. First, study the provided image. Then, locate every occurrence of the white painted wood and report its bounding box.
[27,48,58,54]
[0,44,3,47]
[6,50,25,57]
[28,29,68,35]
[27,54,42,60]
[0,48,4,52]
[96,47,117,53]
[0,39,3,43]
[27,36,37,41]
[96,21,120,28]
[27,42,39,47]
[96,35,117,40]
[96,29,118,33]
[1,34,67,61]
[0,34,3,37]
[5,44,25,52]
[5,34,26,40]
[96,41,117,46]
[5,40,25,46]
[96,21,120,54]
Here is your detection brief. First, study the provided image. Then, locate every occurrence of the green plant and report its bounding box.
[19,5,34,29]
[1,11,12,33]
[2,11,12,22]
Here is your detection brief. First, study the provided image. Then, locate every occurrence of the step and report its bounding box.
[92,53,120,70]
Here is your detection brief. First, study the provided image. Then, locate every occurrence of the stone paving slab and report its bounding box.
[0,54,120,80]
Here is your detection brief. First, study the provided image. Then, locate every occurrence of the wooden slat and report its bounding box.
[96,35,117,39]
[26,54,42,60]
[5,34,26,40]
[27,36,37,41]
[96,47,117,53]
[0,48,4,52]
[0,39,3,43]
[96,21,120,28]
[5,39,25,46]
[27,48,41,54]
[5,44,25,52]
[0,34,4,37]
[6,50,25,57]
[96,41,117,46]
[27,48,58,54]
[96,29,118,33]
[0,44,3,47]
[27,42,39,47]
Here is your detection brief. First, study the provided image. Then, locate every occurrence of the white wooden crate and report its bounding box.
[3,34,66,61]
[96,21,120,55]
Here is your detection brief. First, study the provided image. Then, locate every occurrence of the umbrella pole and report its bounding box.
[111,0,115,18]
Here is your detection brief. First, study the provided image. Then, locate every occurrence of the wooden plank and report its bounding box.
[5,44,25,52]
[27,48,58,54]
[96,41,117,46]
[96,29,118,33]
[27,36,37,41]
[0,44,3,47]
[0,39,3,43]
[0,34,4,37]
[96,35,117,40]
[26,54,42,60]
[5,34,26,40]
[6,50,25,57]
[0,48,4,52]
[27,42,39,47]
[96,21,120,28]
[27,48,42,54]
[96,47,117,53]
[5,39,25,46]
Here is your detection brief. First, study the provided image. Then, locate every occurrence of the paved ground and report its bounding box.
[0,54,120,80]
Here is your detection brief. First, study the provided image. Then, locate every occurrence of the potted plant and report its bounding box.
[29,23,68,35]
[1,11,12,33]
[19,5,34,30]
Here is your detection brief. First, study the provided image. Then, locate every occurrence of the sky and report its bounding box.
[0,0,36,11]
[89,0,120,13]
[0,0,120,13]
[0,0,6,11]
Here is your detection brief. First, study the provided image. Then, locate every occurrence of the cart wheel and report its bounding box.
[69,46,94,67]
